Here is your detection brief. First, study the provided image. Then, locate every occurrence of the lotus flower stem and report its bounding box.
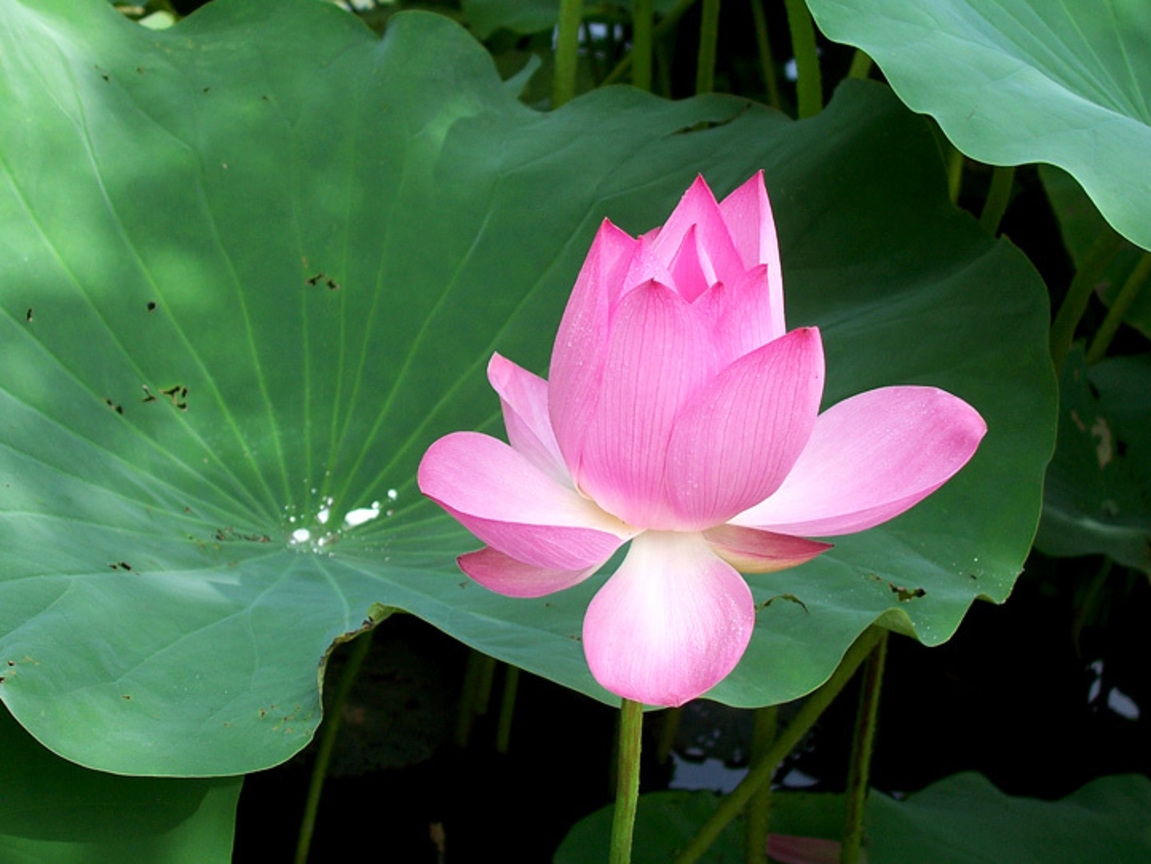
[1086,251,1151,364]
[603,0,697,86]
[656,706,681,764]
[672,626,885,864]
[1050,228,1125,371]
[295,628,375,864]
[632,0,654,92]
[749,0,781,110]
[783,0,822,118]
[946,146,965,205]
[841,630,888,864]
[496,664,520,754]
[610,698,646,863]
[978,164,1015,235]
[744,705,779,864]
[454,649,485,747]
[847,49,873,80]
[695,0,721,96]
[554,0,583,108]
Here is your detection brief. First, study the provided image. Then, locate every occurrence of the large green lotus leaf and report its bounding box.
[1035,346,1151,572]
[0,0,1052,776]
[555,774,1151,862]
[0,705,239,862]
[806,0,1151,252]
[1041,164,1151,339]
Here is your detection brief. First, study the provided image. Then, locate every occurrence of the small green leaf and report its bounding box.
[0,705,240,863]
[1036,346,1151,572]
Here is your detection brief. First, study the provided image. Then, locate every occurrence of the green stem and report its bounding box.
[1086,251,1151,364]
[978,164,1015,235]
[1050,229,1125,371]
[553,0,583,108]
[783,0,822,118]
[841,632,888,864]
[846,48,872,80]
[632,0,654,92]
[496,664,520,754]
[946,146,964,206]
[476,653,497,715]
[744,706,779,864]
[673,627,885,864]
[750,0,781,110]
[295,629,375,864]
[656,705,681,764]
[455,649,484,748]
[603,0,697,86]
[582,20,602,85]
[695,0,721,96]
[610,699,646,864]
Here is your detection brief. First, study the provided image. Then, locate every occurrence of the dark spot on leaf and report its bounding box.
[146,301,157,312]
[325,278,340,291]
[0,677,5,684]
[6,661,14,667]
[202,86,210,93]
[1117,439,1128,457]
[104,398,124,415]
[261,94,269,101]
[891,584,926,602]
[259,708,267,718]
[306,273,324,286]
[137,66,145,74]
[568,634,582,642]
[160,384,189,411]
[24,308,32,322]
[458,581,469,589]
[969,573,978,580]
[122,694,131,700]
[141,384,156,403]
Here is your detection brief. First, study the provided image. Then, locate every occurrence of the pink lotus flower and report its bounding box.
[419,173,985,707]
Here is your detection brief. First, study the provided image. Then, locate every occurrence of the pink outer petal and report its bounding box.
[577,281,719,529]
[649,176,744,290]
[487,353,567,486]
[718,171,785,340]
[419,432,631,570]
[458,547,599,599]
[664,327,825,529]
[735,386,987,537]
[582,531,755,707]
[549,219,639,475]
[704,524,831,573]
